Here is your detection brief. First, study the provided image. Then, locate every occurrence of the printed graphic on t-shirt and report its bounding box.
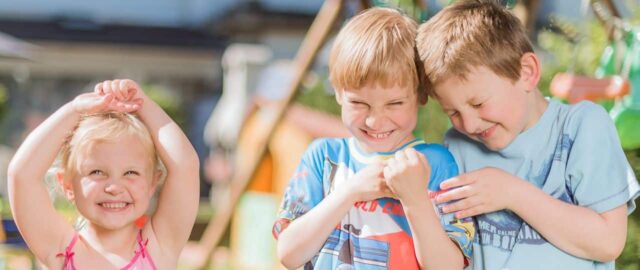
[275,138,474,269]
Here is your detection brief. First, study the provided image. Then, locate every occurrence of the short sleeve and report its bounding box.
[272,139,326,239]
[420,144,475,263]
[444,128,469,173]
[566,103,640,214]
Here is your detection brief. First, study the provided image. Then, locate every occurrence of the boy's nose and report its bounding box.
[365,114,383,130]
[460,115,480,134]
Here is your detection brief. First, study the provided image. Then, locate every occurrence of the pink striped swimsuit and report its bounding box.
[57,230,157,270]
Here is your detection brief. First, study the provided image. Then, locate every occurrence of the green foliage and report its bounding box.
[537,18,608,96]
[294,74,341,116]
[0,83,8,125]
[372,0,428,21]
[141,83,186,129]
[620,150,640,269]
[416,99,450,144]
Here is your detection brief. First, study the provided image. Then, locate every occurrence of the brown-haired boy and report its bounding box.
[417,1,640,269]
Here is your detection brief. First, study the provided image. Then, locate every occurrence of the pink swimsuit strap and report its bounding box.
[57,230,157,270]
[56,233,79,270]
[121,230,157,270]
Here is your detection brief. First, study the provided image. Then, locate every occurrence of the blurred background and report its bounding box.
[0,0,638,269]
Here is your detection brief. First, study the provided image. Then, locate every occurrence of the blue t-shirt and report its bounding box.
[445,100,640,270]
[274,137,474,269]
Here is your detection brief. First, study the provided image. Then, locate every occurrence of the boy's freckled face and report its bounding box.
[336,83,419,153]
[435,66,531,151]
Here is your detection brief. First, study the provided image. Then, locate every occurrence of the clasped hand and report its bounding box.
[347,148,431,206]
[72,79,144,114]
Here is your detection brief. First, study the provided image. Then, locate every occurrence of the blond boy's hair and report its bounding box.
[329,7,426,102]
[417,0,533,96]
[60,112,159,181]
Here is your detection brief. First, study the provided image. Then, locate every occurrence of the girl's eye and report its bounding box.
[389,102,404,106]
[89,170,104,176]
[124,171,140,176]
[472,102,483,108]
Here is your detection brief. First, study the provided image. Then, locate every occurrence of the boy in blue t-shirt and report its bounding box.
[272,7,474,270]
[416,1,640,269]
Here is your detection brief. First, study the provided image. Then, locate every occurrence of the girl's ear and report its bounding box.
[56,169,75,201]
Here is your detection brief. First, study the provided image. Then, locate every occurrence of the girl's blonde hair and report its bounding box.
[59,112,160,181]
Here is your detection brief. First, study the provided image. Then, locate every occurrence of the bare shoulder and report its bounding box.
[142,223,179,269]
[40,229,80,269]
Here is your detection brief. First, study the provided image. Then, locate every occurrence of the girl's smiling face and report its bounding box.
[65,135,158,230]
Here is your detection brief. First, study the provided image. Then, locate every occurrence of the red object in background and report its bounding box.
[550,73,630,103]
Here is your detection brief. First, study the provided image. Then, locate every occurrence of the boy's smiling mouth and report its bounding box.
[477,125,497,140]
[362,129,394,139]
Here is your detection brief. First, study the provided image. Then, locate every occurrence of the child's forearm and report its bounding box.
[136,95,199,170]
[277,188,356,269]
[402,192,465,270]
[510,180,627,262]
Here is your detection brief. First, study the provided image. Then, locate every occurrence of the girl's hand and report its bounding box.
[383,148,431,205]
[72,92,141,115]
[94,79,145,103]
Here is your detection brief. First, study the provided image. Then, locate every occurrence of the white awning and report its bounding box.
[0,31,33,59]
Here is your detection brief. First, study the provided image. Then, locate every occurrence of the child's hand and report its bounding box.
[382,148,431,205]
[94,79,145,104]
[72,92,141,114]
[344,162,396,202]
[436,167,521,219]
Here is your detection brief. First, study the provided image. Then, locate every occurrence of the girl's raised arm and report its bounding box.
[7,93,124,264]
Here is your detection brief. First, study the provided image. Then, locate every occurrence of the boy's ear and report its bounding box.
[519,52,541,92]
[334,89,344,105]
[56,169,75,201]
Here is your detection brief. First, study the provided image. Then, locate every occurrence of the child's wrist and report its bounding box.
[69,99,88,116]
[334,187,358,205]
[506,179,531,212]
[398,189,429,209]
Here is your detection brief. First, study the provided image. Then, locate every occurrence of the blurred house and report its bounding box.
[0,0,327,203]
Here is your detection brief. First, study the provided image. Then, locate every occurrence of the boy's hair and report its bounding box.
[60,112,159,180]
[329,7,427,102]
[417,0,533,96]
